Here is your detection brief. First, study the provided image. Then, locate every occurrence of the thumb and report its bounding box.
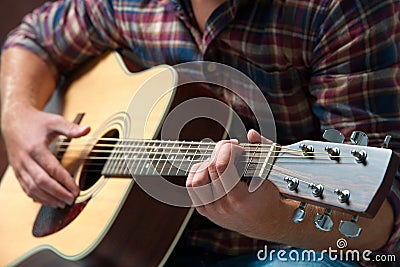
[247,129,273,144]
[50,115,91,138]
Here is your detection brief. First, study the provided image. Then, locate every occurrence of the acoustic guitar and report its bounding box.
[0,53,398,267]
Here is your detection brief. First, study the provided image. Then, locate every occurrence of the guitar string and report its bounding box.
[56,138,353,164]
[55,137,355,157]
[57,136,278,145]
[75,156,349,196]
[56,138,300,153]
[75,154,309,179]
[55,140,346,157]
[57,139,355,192]
[57,144,350,161]
[55,145,330,155]
[56,140,282,150]
[61,153,347,162]
[55,143,352,160]
[55,137,359,192]
[65,151,348,180]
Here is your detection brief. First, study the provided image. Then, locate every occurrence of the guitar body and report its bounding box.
[0,53,228,266]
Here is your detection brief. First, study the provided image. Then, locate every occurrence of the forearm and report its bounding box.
[0,47,58,120]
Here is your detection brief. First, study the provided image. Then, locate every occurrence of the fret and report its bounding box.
[200,143,212,162]
[187,142,200,176]
[176,141,190,176]
[257,143,279,179]
[243,144,278,178]
[152,142,164,176]
[242,144,259,178]
[132,140,147,176]
[244,161,261,177]
[138,141,152,176]
[165,142,179,176]
[172,142,183,175]
[145,142,158,176]
[102,140,122,177]
[117,140,129,176]
[126,140,140,176]
[158,142,172,176]
[123,140,133,175]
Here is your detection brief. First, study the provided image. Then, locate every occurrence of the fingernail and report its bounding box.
[74,188,80,198]
[80,125,90,132]
[229,139,239,144]
[66,197,74,206]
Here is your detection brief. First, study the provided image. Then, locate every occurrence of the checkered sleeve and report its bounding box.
[309,0,400,262]
[2,0,122,75]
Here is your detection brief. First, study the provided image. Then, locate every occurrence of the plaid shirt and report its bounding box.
[3,0,400,264]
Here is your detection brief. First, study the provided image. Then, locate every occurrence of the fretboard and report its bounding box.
[101,140,278,179]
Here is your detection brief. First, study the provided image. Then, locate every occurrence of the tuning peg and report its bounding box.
[292,202,307,223]
[299,143,314,156]
[323,129,345,143]
[325,146,340,160]
[382,135,392,148]
[334,189,350,203]
[339,215,362,238]
[309,183,324,197]
[351,149,367,163]
[284,176,299,191]
[314,209,333,232]
[350,131,368,146]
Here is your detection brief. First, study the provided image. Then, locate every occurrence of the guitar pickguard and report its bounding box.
[33,201,89,237]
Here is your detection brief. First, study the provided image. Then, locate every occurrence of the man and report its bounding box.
[1,0,399,266]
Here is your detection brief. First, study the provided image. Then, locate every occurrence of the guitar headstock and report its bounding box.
[267,131,399,237]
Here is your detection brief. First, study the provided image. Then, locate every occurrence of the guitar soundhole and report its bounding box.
[32,129,120,237]
[79,129,119,190]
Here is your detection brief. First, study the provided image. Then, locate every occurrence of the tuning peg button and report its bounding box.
[292,202,307,223]
[350,131,368,146]
[339,216,362,238]
[314,209,333,232]
[323,129,345,143]
[382,135,392,148]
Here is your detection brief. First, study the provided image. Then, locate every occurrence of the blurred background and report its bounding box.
[0,0,48,178]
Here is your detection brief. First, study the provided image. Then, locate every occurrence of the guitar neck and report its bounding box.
[101,139,279,179]
[91,136,399,219]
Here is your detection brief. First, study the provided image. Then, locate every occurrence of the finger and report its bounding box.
[247,129,273,144]
[213,141,243,193]
[207,140,242,200]
[186,162,202,188]
[49,115,90,139]
[24,155,76,206]
[11,154,60,206]
[187,161,214,206]
[208,139,239,181]
[18,168,67,208]
[32,147,79,198]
